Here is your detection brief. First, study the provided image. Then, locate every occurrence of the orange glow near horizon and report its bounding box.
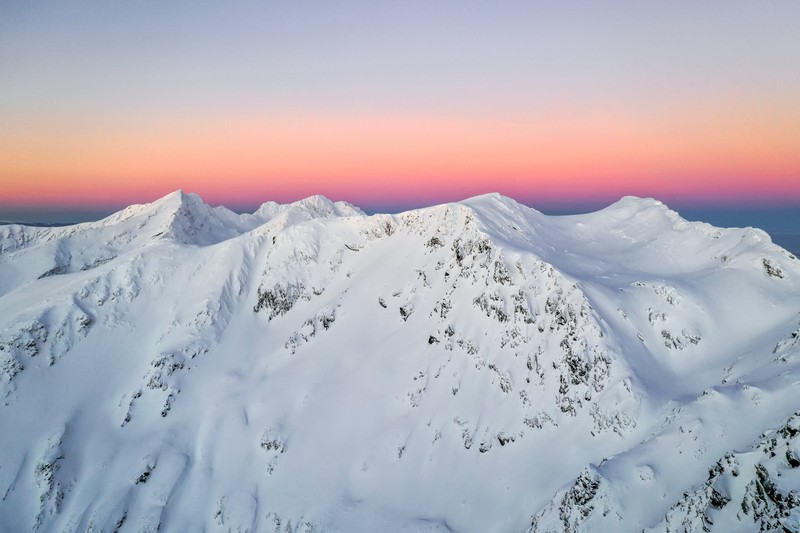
[2,103,799,210]
[4,3,800,215]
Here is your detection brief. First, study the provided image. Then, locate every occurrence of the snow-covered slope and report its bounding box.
[0,192,798,532]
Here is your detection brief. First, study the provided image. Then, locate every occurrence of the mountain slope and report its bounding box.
[0,192,798,532]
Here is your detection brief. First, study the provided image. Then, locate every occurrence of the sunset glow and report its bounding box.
[2,2,799,216]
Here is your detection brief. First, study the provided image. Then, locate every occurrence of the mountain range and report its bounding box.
[1,191,799,532]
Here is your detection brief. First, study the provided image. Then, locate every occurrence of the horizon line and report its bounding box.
[2,189,799,226]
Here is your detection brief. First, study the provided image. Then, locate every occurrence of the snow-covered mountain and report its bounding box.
[0,191,798,532]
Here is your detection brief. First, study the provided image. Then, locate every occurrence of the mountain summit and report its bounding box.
[1,192,798,532]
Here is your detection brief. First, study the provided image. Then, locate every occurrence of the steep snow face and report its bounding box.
[0,191,799,532]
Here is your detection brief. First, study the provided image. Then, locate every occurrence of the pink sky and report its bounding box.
[2,3,799,214]
[3,108,799,211]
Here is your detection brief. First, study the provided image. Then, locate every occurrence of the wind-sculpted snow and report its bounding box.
[0,191,799,532]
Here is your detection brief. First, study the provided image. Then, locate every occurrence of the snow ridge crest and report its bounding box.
[1,192,799,531]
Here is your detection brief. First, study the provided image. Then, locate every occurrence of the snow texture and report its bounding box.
[1,191,799,532]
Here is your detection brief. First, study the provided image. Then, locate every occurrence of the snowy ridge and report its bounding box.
[0,192,363,297]
[0,191,799,532]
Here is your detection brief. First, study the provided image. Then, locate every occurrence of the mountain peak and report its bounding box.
[149,189,209,212]
[462,191,505,203]
[254,194,365,222]
[295,193,334,207]
[291,194,365,217]
[1,191,799,531]
[460,192,526,210]
[562,195,686,237]
[159,188,188,202]
[601,195,680,220]
[99,189,206,225]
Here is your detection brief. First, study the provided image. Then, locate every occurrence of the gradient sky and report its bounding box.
[2,1,800,220]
